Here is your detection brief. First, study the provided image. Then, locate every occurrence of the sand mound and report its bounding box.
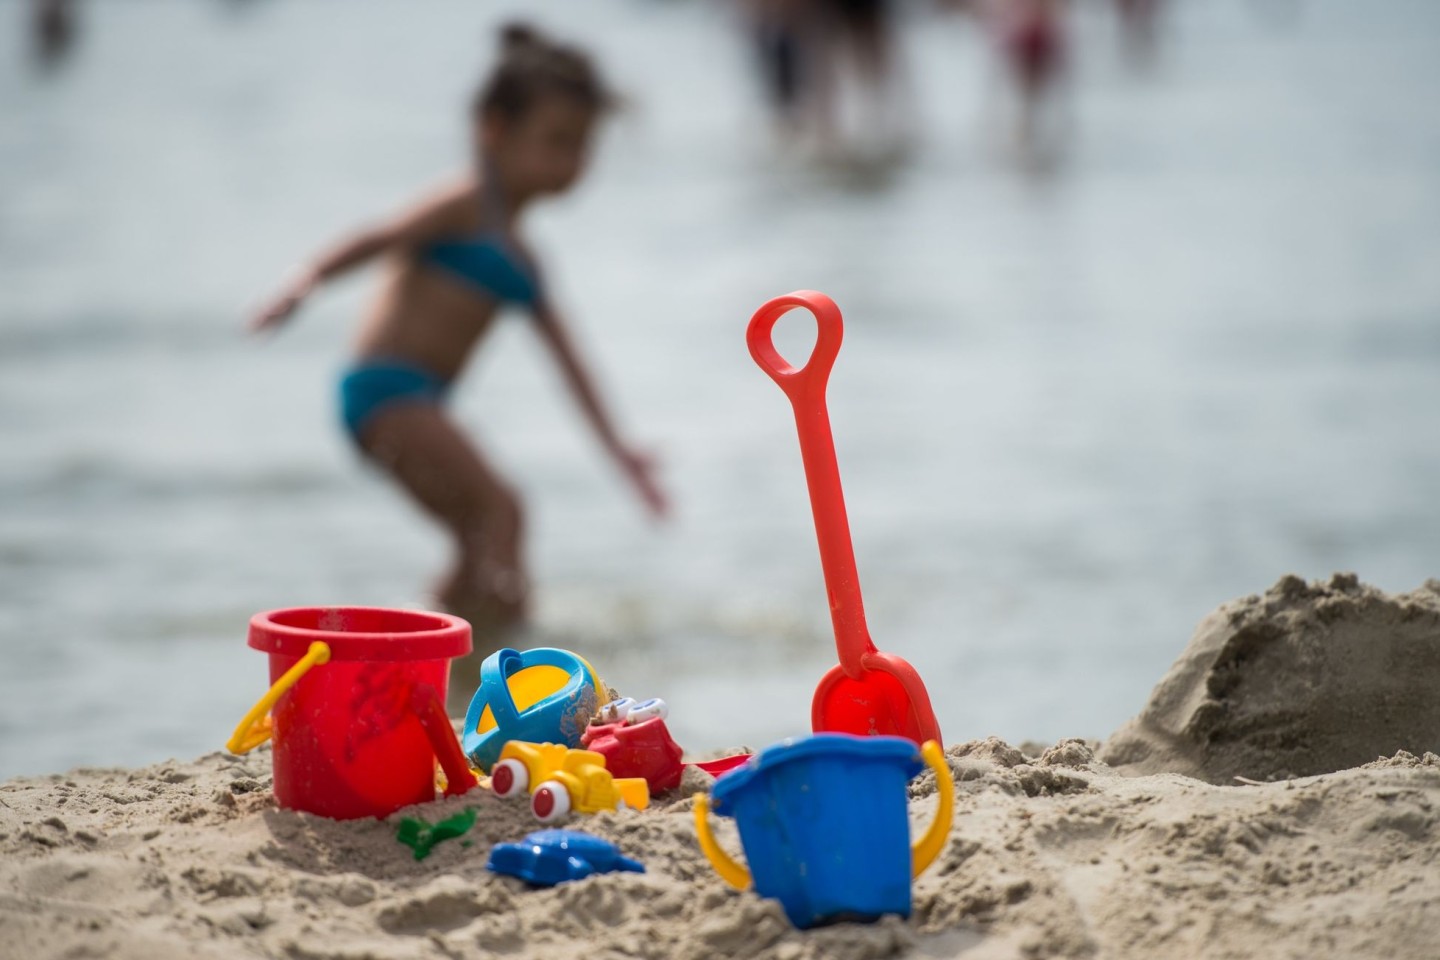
[1101,573,1440,784]
[4,737,1440,959]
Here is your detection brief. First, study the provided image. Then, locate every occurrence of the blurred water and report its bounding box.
[2,0,1438,778]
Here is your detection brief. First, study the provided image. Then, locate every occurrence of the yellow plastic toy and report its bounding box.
[490,741,576,797]
[489,741,650,822]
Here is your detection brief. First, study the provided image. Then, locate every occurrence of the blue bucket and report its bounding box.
[695,733,953,929]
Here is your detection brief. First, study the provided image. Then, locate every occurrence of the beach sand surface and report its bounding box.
[3,577,1439,959]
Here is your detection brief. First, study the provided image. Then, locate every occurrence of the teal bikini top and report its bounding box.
[421,167,544,309]
[424,236,542,307]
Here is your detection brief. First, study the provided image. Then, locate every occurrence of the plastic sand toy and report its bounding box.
[227,607,478,820]
[490,741,651,822]
[748,291,942,746]
[693,733,954,929]
[583,698,753,791]
[462,647,602,773]
[487,830,644,886]
[396,808,478,861]
[582,698,686,793]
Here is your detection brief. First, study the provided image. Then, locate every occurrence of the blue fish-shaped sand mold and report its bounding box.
[487,830,645,887]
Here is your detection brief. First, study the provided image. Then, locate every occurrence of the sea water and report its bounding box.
[2,0,1439,777]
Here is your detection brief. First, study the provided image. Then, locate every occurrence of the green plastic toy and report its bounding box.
[396,808,477,861]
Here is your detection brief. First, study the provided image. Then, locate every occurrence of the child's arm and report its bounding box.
[249,181,468,333]
[532,302,669,519]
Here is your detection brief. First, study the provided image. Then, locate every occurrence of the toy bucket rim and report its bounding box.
[710,733,923,812]
[248,606,472,661]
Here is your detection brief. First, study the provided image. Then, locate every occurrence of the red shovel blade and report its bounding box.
[811,655,942,745]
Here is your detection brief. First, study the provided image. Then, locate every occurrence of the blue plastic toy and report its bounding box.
[486,830,645,887]
[693,733,954,929]
[462,647,601,773]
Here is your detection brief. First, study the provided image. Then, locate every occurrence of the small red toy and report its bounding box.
[583,698,753,792]
[582,698,686,793]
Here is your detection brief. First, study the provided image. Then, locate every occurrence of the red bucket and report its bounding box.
[230,607,475,820]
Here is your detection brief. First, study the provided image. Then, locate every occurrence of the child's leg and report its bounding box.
[359,403,528,709]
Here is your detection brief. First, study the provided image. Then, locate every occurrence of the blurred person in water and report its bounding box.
[251,24,668,683]
[745,0,812,134]
[979,0,1069,165]
[1115,0,1161,67]
[31,0,77,66]
[742,0,911,162]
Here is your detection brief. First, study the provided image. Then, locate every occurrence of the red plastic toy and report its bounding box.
[582,700,687,794]
[582,698,753,791]
[229,607,477,820]
[747,292,942,747]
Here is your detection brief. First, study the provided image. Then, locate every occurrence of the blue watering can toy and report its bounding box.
[462,647,601,773]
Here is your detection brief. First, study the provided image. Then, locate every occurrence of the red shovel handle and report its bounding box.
[747,290,844,402]
[748,291,875,677]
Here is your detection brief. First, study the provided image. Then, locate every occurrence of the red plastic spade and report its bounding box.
[748,291,942,746]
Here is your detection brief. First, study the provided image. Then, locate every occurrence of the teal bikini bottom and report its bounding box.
[338,360,449,445]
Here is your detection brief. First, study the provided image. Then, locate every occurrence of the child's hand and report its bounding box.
[617,446,669,520]
[249,274,313,333]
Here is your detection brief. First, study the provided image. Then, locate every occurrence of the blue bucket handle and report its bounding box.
[464,647,601,772]
[479,648,526,730]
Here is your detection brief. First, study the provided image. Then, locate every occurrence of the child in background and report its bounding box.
[252,25,667,667]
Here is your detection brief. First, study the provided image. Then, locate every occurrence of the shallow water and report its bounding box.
[2,0,1439,778]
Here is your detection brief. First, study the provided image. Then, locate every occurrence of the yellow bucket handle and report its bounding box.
[693,792,752,889]
[910,740,954,877]
[226,641,331,754]
[693,738,954,889]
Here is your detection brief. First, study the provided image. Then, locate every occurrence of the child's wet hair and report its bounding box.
[475,23,616,122]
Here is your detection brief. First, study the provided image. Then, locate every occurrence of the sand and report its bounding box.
[3,575,1440,960]
[1101,573,1440,784]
